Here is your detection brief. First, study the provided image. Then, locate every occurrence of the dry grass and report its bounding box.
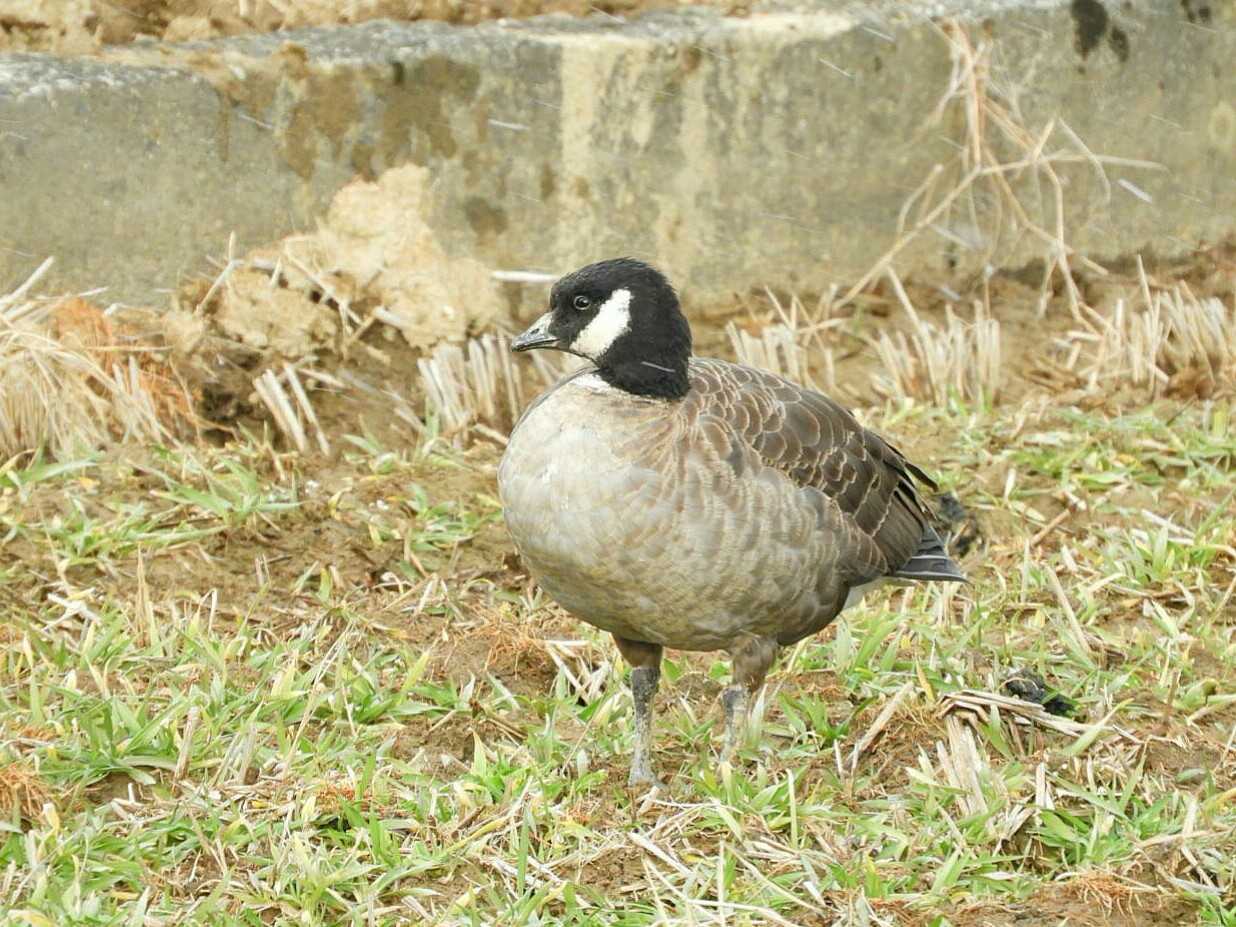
[871,270,1003,405]
[1065,264,1236,398]
[0,267,195,462]
[727,288,845,394]
[417,331,578,438]
[843,19,1171,407]
[0,271,195,464]
[738,16,1161,407]
[842,20,1160,321]
[2,389,1233,925]
[1063,870,1161,919]
[0,318,117,462]
[252,364,333,453]
[727,320,817,385]
[0,760,53,823]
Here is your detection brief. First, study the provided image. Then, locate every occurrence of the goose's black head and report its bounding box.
[511,258,693,400]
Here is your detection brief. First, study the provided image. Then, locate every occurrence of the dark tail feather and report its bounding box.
[893,525,967,583]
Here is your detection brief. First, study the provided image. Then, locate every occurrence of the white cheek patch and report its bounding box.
[570,288,631,358]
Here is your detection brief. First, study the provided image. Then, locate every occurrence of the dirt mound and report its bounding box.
[208,163,504,360]
[0,161,508,460]
[169,162,511,448]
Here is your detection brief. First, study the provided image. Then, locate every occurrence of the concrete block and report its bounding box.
[0,1,1232,310]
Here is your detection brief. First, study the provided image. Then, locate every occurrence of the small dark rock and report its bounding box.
[1004,669,1048,703]
[1042,693,1078,717]
[1004,669,1077,718]
[932,491,983,559]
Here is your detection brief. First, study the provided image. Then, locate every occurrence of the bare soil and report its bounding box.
[0,0,745,54]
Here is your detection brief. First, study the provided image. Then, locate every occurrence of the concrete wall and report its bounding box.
[1,0,1233,310]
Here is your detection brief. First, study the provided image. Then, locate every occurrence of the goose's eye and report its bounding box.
[572,294,592,311]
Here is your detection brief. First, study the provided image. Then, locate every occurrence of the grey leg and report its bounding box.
[613,636,664,788]
[720,635,779,764]
[629,664,661,787]
[720,685,749,762]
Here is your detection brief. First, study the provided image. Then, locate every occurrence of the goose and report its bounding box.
[497,258,965,786]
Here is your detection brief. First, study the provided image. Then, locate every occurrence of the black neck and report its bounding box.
[598,356,691,400]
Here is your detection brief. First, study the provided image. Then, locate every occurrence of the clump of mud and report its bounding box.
[169,162,510,444]
[206,163,504,361]
[1,160,509,460]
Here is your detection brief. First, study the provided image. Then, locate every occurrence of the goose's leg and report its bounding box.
[721,635,779,764]
[613,636,663,788]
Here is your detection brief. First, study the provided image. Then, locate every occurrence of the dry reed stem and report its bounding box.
[939,688,1139,746]
[727,322,812,385]
[417,331,578,436]
[0,257,55,323]
[849,682,912,773]
[872,268,1003,404]
[1067,259,1236,398]
[841,19,1162,333]
[727,289,844,394]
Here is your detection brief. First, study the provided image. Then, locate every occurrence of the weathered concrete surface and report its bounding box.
[0,0,1233,310]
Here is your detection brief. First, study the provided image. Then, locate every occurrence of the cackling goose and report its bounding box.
[498,259,965,786]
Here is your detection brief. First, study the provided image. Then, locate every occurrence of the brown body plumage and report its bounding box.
[502,359,938,651]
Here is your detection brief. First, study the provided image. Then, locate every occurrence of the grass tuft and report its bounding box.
[1072,269,1236,399]
[0,269,193,461]
[417,331,578,438]
[873,270,1003,405]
